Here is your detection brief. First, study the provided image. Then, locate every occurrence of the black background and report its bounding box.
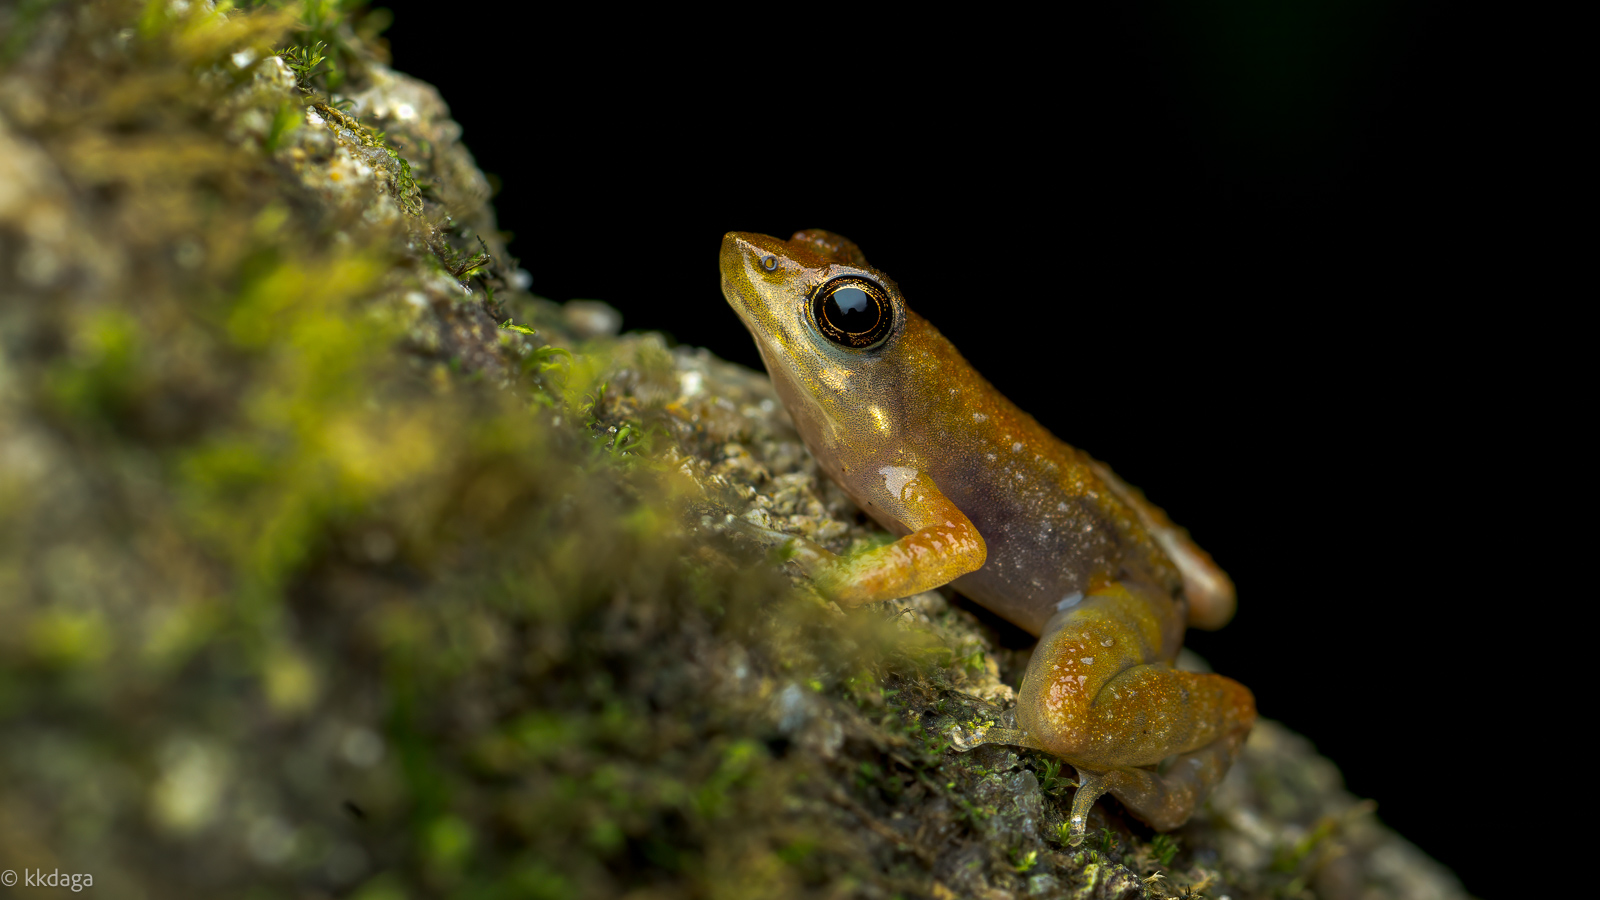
[378,2,1503,893]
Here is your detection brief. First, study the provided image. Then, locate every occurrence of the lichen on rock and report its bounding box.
[0,2,1472,899]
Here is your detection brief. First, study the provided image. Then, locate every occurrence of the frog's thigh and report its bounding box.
[1015,584,1255,832]
[814,471,987,606]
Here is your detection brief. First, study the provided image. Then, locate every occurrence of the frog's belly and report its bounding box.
[946,488,1126,637]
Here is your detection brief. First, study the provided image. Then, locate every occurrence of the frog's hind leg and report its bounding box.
[1013,582,1255,840]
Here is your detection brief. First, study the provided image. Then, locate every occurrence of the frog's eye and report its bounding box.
[760,254,778,272]
[811,276,893,350]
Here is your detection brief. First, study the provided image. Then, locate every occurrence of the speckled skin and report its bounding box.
[720,230,1256,839]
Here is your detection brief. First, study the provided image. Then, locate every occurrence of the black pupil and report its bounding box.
[826,287,877,333]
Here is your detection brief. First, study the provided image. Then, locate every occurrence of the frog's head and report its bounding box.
[719,230,909,458]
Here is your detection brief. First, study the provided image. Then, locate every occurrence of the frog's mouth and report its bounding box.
[717,233,802,372]
[719,234,847,446]
[723,284,815,423]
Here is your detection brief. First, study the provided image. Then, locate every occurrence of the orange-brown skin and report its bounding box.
[720,230,1256,841]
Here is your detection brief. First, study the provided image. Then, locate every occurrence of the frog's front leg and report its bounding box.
[760,468,987,605]
[1002,582,1256,841]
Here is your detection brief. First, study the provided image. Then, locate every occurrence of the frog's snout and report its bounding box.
[720,231,765,277]
[718,233,758,307]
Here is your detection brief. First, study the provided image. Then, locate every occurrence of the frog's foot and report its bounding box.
[948,724,1041,753]
[729,472,987,609]
[723,517,835,569]
[1063,768,1116,845]
[1064,727,1248,843]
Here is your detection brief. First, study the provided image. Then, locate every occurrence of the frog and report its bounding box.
[718,229,1256,843]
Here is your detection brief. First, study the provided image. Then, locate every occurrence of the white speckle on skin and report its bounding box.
[1080,657,1094,665]
[985,452,997,462]
[1012,441,1023,452]
[879,465,919,501]
[973,411,987,422]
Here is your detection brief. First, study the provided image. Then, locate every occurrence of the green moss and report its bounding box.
[270,0,392,93]
[1150,832,1181,869]
[41,309,142,428]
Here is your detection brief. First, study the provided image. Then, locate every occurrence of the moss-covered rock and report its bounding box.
[0,3,1471,898]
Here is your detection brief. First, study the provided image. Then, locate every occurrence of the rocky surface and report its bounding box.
[0,3,1471,898]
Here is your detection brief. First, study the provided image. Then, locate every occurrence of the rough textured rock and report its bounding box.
[0,3,1471,898]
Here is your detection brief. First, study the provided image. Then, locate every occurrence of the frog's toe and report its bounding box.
[948,724,1037,753]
